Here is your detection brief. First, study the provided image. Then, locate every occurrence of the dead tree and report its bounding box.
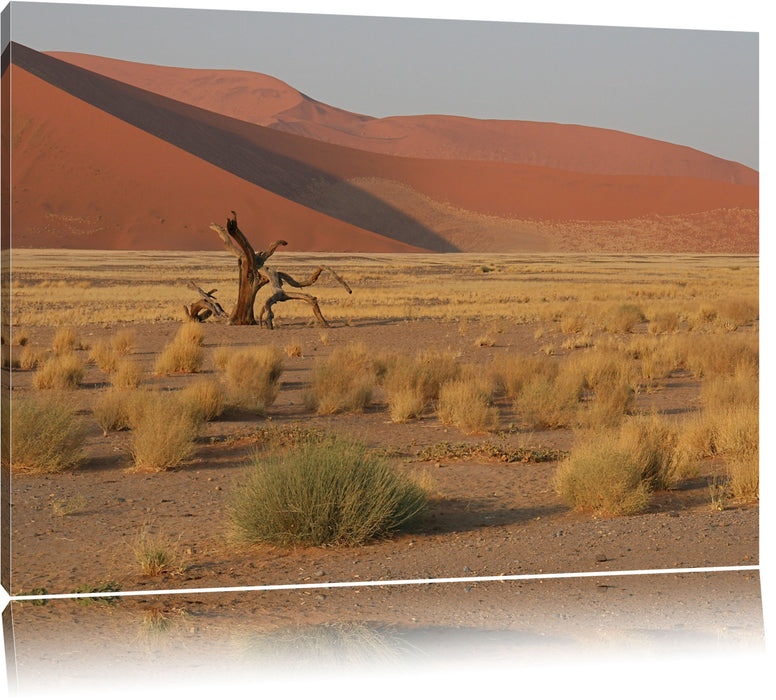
[209,211,286,325]
[183,281,227,322]
[258,266,353,330]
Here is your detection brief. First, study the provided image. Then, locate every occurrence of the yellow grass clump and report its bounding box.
[11,394,86,473]
[110,358,144,389]
[154,325,204,375]
[437,369,499,434]
[128,392,202,471]
[304,343,376,415]
[179,378,227,422]
[33,352,84,390]
[89,341,119,373]
[110,329,136,355]
[222,346,284,414]
[51,327,79,355]
[93,388,133,435]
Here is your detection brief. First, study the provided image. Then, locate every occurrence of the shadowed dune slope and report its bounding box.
[8,67,425,251]
[50,50,757,186]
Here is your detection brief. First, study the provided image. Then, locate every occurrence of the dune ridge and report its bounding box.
[8,43,758,253]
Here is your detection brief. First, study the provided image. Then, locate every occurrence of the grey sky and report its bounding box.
[6,1,760,169]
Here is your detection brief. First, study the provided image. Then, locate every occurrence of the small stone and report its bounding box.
[595,553,608,562]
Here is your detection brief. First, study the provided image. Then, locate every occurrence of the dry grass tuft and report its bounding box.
[33,352,84,390]
[605,303,646,333]
[221,346,284,414]
[128,392,202,471]
[154,325,204,375]
[230,435,427,547]
[110,358,144,389]
[133,530,187,576]
[305,343,376,415]
[110,329,136,355]
[93,388,133,435]
[89,341,119,373]
[11,395,86,473]
[19,346,44,370]
[51,327,79,355]
[179,378,227,422]
[437,369,499,434]
[555,415,681,516]
[284,342,303,358]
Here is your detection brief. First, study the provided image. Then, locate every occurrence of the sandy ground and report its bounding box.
[8,317,758,597]
[4,311,763,695]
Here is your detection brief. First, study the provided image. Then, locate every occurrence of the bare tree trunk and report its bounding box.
[209,211,286,325]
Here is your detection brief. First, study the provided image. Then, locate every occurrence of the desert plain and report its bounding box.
[2,247,759,591]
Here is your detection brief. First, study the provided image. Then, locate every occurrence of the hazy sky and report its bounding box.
[5,1,761,169]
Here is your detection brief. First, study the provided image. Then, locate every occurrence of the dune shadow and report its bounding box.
[12,43,457,253]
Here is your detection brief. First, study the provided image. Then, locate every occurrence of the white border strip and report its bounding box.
[9,564,761,602]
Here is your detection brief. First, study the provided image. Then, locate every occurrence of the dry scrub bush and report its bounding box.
[605,304,646,333]
[222,346,284,414]
[89,341,119,373]
[437,369,499,434]
[714,403,758,502]
[554,441,650,516]
[154,326,204,374]
[179,378,226,422]
[682,334,758,379]
[110,329,136,355]
[648,311,680,335]
[19,346,44,370]
[382,351,461,423]
[110,358,144,389]
[93,388,133,435]
[212,346,234,371]
[33,352,84,390]
[129,392,202,471]
[11,395,86,473]
[230,436,428,547]
[496,354,558,399]
[51,327,79,354]
[555,415,679,515]
[305,343,375,415]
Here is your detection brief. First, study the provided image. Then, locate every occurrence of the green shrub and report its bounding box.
[230,436,427,547]
[11,395,86,473]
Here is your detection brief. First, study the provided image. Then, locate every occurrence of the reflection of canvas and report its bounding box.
[0,1,762,694]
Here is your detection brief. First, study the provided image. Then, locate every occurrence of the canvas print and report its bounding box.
[0,0,762,691]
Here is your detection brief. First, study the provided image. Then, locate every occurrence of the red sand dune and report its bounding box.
[50,50,758,186]
[8,44,759,253]
[8,66,423,252]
